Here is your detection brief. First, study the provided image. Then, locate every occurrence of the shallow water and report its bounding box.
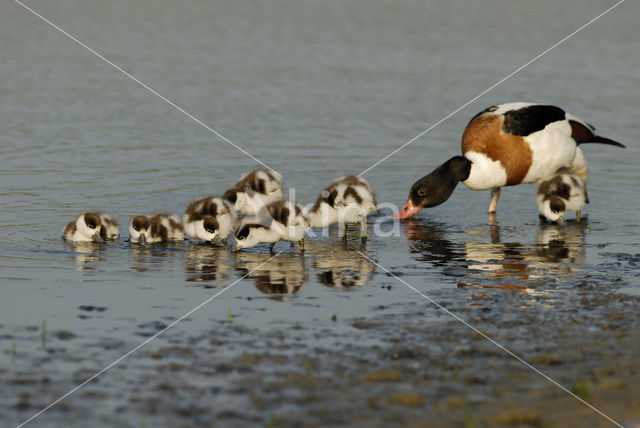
[1,0,639,426]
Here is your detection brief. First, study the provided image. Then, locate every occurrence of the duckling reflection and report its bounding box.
[65,242,103,271]
[310,242,375,288]
[534,221,586,266]
[234,252,307,300]
[129,242,182,273]
[184,244,233,285]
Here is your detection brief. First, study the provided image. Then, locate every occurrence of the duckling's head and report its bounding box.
[233,223,270,251]
[540,196,566,223]
[79,212,103,241]
[130,215,150,244]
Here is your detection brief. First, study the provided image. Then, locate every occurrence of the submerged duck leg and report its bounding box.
[359,218,368,244]
[269,242,276,252]
[488,187,501,214]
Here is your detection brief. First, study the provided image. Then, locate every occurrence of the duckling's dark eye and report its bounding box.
[134,226,140,231]
[88,224,95,229]
[236,227,249,240]
[417,189,427,197]
[204,219,217,233]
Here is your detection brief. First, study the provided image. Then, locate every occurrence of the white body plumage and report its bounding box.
[184,197,238,244]
[306,176,378,235]
[222,169,284,215]
[130,214,184,244]
[233,200,309,251]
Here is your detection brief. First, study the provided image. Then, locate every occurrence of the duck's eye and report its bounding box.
[237,235,245,240]
[134,226,139,231]
[88,224,96,229]
[417,189,427,197]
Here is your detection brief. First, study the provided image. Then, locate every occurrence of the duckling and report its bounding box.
[129,215,150,243]
[62,212,103,242]
[222,169,284,215]
[306,175,379,239]
[99,214,120,241]
[130,214,184,244]
[537,173,588,223]
[233,200,309,252]
[62,212,119,242]
[184,197,238,245]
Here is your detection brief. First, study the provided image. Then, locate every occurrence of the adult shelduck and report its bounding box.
[393,103,624,219]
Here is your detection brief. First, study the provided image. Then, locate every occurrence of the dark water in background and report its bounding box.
[1,0,639,426]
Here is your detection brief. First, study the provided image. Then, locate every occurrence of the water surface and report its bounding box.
[1,0,639,426]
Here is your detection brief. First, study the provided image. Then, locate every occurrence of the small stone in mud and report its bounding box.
[239,353,261,365]
[365,369,403,382]
[78,305,107,312]
[331,314,337,322]
[530,353,563,365]
[55,330,75,340]
[351,321,378,330]
[386,392,424,407]
[216,363,234,373]
[489,410,542,426]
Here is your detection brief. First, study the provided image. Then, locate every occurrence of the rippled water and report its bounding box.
[1,0,639,426]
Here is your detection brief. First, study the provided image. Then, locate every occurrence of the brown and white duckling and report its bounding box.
[306,176,379,238]
[184,197,238,245]
[99,214,120,241]
[62,212,119,242]
[130,214,185,244]
[233,200,309,252]
[222,169,284,215]
[537,173,588,223]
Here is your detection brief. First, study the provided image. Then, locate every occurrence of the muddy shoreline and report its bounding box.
[4,262,638,427]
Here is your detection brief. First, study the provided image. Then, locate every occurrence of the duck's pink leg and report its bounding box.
[488,187,501,214]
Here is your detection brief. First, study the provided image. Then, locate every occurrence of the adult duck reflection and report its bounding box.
[184,244,233,285]
[462,220,587,286]
[402,218,587,287]
[235,252,307,300]
[310,241,375,288]
[401,218,465,266]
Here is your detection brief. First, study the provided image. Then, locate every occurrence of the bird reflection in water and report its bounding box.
[401,218,465,266]
[402,217,588,297]
[310,241,375,288]
[65,242,103,271]
[129,242,181,273]
[234,252,307,301]
[184,244,233,286]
